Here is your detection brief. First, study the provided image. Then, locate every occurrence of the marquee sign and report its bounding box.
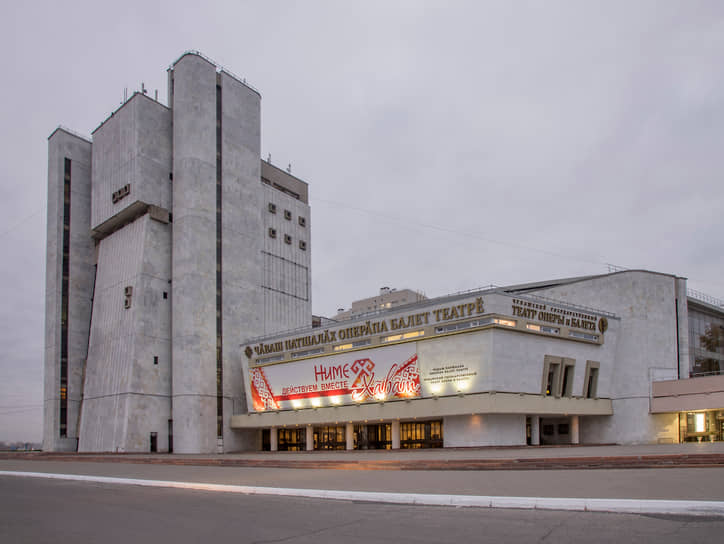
[249,344,421,411]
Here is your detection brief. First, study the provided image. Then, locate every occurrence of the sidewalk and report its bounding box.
[3,442,724,469]
[3,444,724,516]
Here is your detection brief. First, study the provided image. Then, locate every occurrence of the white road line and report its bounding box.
[2,470,724,517]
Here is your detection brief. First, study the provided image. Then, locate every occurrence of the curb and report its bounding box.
[2,470,724,517]
[3,452,724,471]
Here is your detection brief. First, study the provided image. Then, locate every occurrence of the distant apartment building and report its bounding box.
[334,287,427,321]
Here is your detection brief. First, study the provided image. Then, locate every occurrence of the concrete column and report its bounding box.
[675,278,690,380]
[345,422,354,450]
[305,426,314,451]
[531,416,540,446]
[270,428,278,451]
[44,130,94,453]
[391,420,400,449]
[171,52,219,454]
[570,416,580,444]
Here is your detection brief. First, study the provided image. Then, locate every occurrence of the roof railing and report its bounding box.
[687,288,724,308]
[170,50,260,95]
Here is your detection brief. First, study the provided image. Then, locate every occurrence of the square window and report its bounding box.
[284,234,292,244]
[268,203,277,214]
[268,228,277,239]
[284,209,292,220]
[299,240,307,251]
[298,216,306,227]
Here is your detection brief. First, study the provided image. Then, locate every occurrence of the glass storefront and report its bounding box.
[313,425,346,450]
[688,306,724,377]
[679,411,724,442]
[277,428,306,451]
[354,423,391,450]
[400,420,443,449]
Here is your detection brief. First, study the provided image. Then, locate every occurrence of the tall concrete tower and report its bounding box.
[43,129,94,452]
[170,53,264,453]
[44,51,312,453]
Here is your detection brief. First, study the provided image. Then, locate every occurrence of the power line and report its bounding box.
[0,208,43,239]
[314,197,606,267]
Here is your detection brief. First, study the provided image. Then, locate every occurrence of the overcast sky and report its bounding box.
[1,1,723,442]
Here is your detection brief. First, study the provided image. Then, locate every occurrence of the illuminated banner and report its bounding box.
[249,344,420,411]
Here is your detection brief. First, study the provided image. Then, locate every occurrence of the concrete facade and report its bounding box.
[235,270,724,450]
[44,52,312,453]
[43,129,95,452]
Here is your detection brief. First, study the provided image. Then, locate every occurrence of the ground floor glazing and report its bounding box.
[679,410,724,442]
[257,415,586,451]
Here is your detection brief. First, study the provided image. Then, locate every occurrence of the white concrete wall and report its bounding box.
[91,94,171,230]
[444,414,526,447]
[535,271,682,444]
[489,324,619,396]
[79,214,171,452]
[171,53,219,454]
[218,71,264,451]
[261,183,311,335]
[44,130,94,452]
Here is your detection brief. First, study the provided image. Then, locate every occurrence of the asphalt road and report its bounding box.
[2,476,723,543]
[3,459,724,500]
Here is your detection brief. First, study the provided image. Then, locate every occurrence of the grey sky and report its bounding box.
[1,1,723,442]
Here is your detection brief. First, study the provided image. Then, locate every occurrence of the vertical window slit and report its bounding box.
[216,83,223,439]
[60,157,71,437]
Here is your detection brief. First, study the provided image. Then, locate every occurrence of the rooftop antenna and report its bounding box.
[154,89,158,101]
[141,82,147,94]
[287,163,292,173]
[124,87,128,103]
[267,153,271,163]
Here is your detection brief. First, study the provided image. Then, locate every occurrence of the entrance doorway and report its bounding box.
[313,425,346,450]
[277,428,306,451]
[400,420,443,449]
[354,423,391,449]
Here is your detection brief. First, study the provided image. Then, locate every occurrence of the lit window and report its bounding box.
[695,412,706,433]
[494,318,516,327]
[333,339,370,351]
[382,330,424,343]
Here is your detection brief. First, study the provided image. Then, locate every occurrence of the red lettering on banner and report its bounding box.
[350,355,420,402]
[314,363,350,382]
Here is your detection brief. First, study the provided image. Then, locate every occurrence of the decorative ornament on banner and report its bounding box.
[249,345,421,411]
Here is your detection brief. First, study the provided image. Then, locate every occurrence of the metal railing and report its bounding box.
[687,288,724,308]
[170,50,260,95]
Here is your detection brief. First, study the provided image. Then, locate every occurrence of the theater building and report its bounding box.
[44,51,724,454]
[43,51,312,454]
[233,270,724,449]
